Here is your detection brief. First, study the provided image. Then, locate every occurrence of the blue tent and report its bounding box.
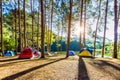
[69,50,75,56]
[4,51,15,56]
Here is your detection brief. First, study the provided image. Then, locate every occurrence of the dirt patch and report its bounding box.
[0,55,120,80]
[83,57,120,80]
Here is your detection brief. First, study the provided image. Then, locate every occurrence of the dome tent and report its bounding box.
[69,50,75,56]
[19,48,40,59]
[4,50,15,56]
[79,48,93,57]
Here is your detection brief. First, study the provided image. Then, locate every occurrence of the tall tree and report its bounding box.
[14,0,18,54]
[18,0,22,52]
[40,0,45,58]
[102,0,108,57]
[47,12,51,52]
[60,18,64,52]
[31,0,34,47]
[118,3,120,23]
[60,0,64,52]
[56,20,61,52]
[117,3,120,53]
[37,2,40,50]
[66,0,73,58]
[0,0,4,56]
[93,0,101,56]
[83,0,86,47]
[113,0,118,58]
[23,0,26,47]
[80,0,83,50]
[49,0,54,52]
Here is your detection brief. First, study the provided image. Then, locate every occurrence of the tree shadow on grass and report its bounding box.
[2,58,65,80]
[78,57,90,80]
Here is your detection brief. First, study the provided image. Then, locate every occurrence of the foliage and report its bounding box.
[0,0,120,59]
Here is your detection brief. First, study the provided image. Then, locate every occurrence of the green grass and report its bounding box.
[53,51,79,55]
[1,50,120,59]
[95,51,120,59]
[56,51,120,59]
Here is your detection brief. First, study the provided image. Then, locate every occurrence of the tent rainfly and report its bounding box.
[79,48,93,57]
[19,48,40,59]
[69,50,75,56]
[4,51,15,56]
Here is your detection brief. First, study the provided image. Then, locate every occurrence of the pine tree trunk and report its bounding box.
[47,14,50,52]
[57,27,60,52]
[49,0,54,52]
[60,18,64,52]
[31,0,34,47]
[23,0,26,47]
[14,0,17,55]
[18,0,22,52]
[113,0,118,58]
[118,4,120,23]
[66,0,72,58]
[80,0,83,50]
[93,0,101,56]
[44,0,47,52]
[40,0,45,58]
[83,0,86,47]
[102,0,108,57]
[117,4,120,53]
[0,0,4,56]
[37,3,40,50]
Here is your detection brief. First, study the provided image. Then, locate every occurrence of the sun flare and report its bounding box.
[73,22,84,37]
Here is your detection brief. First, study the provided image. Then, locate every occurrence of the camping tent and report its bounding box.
[79,48,93,57]
[69,50,75,56]
[4,50,15,56]
[19,48,40,59]
[32,51,41,58]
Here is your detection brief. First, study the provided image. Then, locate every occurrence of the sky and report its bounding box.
[71,0,120,42]
[72,19,120,42]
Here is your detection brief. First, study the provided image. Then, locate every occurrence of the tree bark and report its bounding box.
[23,0,26,47]
[60,18,64,52]
[37,2,40,50]
[18,0,22,52]
[14,0,18,55]
[40,0,45,58]
[117,4,120,53]
[83,0,86,47]
[66,0,72,58]
[31,0,34,47]
[102,0,108,57]
[0,0,4,56]
[93,0,101,56]
[80,0,83,50]
[57,24,60,52]
[118,4,120,24]
[113,0,118,58]
[49,0,54,52]
[47,13,50,52]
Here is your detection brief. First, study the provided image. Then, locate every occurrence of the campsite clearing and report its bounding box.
[0,55,120,80]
